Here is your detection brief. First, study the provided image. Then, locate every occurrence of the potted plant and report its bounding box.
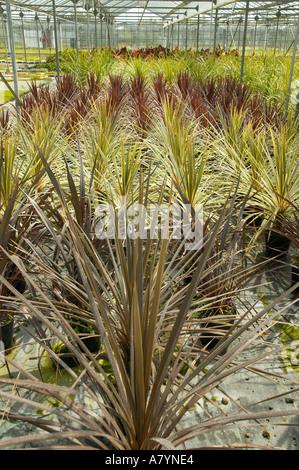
[0,306,14,351]
[213,112,299,259]
[0,122,57,352]
[290,255,299,299]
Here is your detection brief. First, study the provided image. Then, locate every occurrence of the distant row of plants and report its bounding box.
[42,47,299,107]
[0,63,298,449]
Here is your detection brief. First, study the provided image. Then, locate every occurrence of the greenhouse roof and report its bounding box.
[3,0,299,24]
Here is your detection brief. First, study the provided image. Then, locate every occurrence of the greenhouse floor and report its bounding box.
[0,246,298,450]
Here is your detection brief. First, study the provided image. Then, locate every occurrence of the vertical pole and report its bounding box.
[0,10,9,72]
[274,9,281,55]
[171,22,174,50]
[253,15,258,52]
[237,17,242,50]
[196,13,200,57]
[5,0,20,115]
[285,14,299,118]
[86,4,90,53]
[152,21,154,46]
[185,13,188,50]
[94,8,98,49]
[213,8,218,54]
[47,16,51,56]
[100,10,103,48]
[225,20,229,49]
[59,21,63,52]
[177,15,180,49]
[52,0,60,82]
[19,12,27,65]
[264,20,269,51]
[284,21,288,52]
[73,0,79,59]
[58,20,63,52]
[107,18,111,48]
[240,0,250,83]
[209,4,214,54]
[35,14,41,62]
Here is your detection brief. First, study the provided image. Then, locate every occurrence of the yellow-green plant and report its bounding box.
[20,108,67,192]
[81,99,123,194]
[102,138,142,202]
[149,97,210,208]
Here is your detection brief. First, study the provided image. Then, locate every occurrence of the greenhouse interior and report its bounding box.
[0,0,299,452]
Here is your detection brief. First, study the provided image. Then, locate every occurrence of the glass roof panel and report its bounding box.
[2,1,299,23]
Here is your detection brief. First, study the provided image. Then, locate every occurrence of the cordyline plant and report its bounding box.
[213,110,299,228]
[149,97,210,209]
[0,150,298,450]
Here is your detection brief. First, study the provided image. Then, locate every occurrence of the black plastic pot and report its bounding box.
[54,333,101,368]
[243,210,263,230]
[0,319,14,351]
[81,334,101,354]
[265,230,291,259]
[199,305,236,352]
[291,264,299,299]
[0,278,26,352]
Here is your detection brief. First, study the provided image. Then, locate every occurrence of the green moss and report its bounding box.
[275,322,299,373]
[275,323,299,344]
[279,345,299,374]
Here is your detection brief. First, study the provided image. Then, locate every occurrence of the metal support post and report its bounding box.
[225,20,229,49]
[171,22,174,49]
[35,13,41,62]
[3,22,9,71]
[100,10,103,48]
[19,11,27,65]
[213,8,218,54]
[240,0,250,83]
[47,16,51,55]
[52,0,60,82]
[73,0,79,59]
[107,18,111,48]
[185,12,188,50]
[253,15,258,51]
[196,13,200,57]
[58,20,63,52]
[274,8,281,55]
[237,16,242,50]
[86,3,90,53]
[94,8,98,49]
[0,7,9,71]
[5,0,20,116]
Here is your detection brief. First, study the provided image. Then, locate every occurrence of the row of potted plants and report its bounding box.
[0,62,298,449]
